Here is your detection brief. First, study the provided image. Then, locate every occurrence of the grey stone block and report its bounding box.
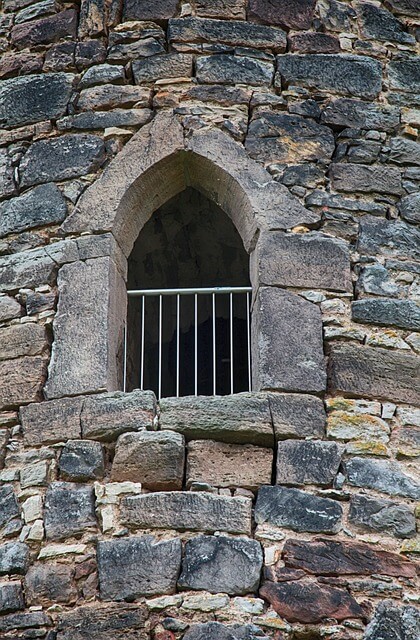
[0,610,52,633]
[80,64,126,88]
[0,296,22,322]
[123,0,177,20]
[388,137,420,166]
[97,536,181,600]
[355,2,415,44]
[57,603,148,640]
[352,298,420,331]
[196,54,274,86]
[349,494,416,539]
[44,482,96,540]
[121,491,252,534]
[399,193,420,225]
[0,543,29,576]
[0,582,24,614]
[388,58,420,93]
[183,623,246,640]
[178,535,263,595]
[358,215,420,262]
[364,601,420,640]
[276,440,342,487]
[255,485,342,533]
[0,486,20,532]
[330,164,402,195]
[249,0,316,29]
[57,109,152,131]
[0,150,16,200]
[321,98,399,132]
[59,440,104,482]
[0,184,67,238]
[21,396,83,446]
[133,53,193,83]
[269,393,326,440]
[356,264,399,297]
[344,457,420,499]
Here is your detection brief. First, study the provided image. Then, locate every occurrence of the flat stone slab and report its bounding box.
[276,440,342,487]
[0,323,48,361]
[196,54,274,86]
[21,396,83,446]
[352,298,420,331]
[0,582,24,614]
[349,494,416,539]
[344,457,420,499]
[57,603,148,640]
[0,183,67,237]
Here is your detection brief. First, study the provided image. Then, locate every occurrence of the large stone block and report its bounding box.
[0,543,29,576]
[160,393,273,447]
[321,98,399,132]
[0,582,24,614]
[111,431,184,490]
[0,356,46,410]
[77,85,151,112]
[133,53,193,83]
[268,393,326,440]
[276,440,342,487]
[349,495,416,539]
[388,58,420,93]
[252,287,326,394]
[330,164,402,195]
[288,31,340,53]
[25,564,77,606]
[352,298,420,331]
[11,9,77,49]
[388,137,420,166]
[186,440,272,490]
[0,323,48,361]
[97,537,181,600]
[0,610,52,634]
[196,55,274,86]
[59,440,105,482]
[57,604,148,640]
[0,296,22,323]
[121,491,252,534]
[344,457,420,499]
[178,535,263,595]
[44,482,96,540]
[399,193,420,225]
[277,54,382,99]
[21,396,83,446]
[328,344,420,406]
[254,232,351,292]
[358,215,420,262]
[249,0,316,29]
[123,0,178,20]
[0,73,74,129]
[364,601,420,640]
[0,184,67,237]
[355,2,415,44]
[80,63,125,88]
[20,134,106,188]
[255,485,342,533]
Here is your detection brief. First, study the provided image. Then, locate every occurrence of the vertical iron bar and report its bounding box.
[194,293,198,396]
[212,293,216,396]
[140,295,145,390]
[123,323,127,393]
[230,292,234,395]
[176,294,180,398]
[246,291,251,391]
[158,294,162,400]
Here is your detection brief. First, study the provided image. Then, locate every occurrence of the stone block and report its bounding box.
[75,39,107,68]
[0,486,20,532]
[388,58,420,93]
[352,298,420,331]
[364,601,420,640]
[321,98,399,132]
[391,426,420,459]
[0,610,52,634]
[59,440,105,482]
[356,264,399,297]
[20,134,106,188]
[328,344,420,406]
[25,564,77,605]
[21,396,83,446]
[252,287,326,394]
[77,85,151,111]
[289,32,340,53]
[268,393,326,440]
[11,9,78,49]
[276,440,342,487]
[80,64,125,88]
[0,73,74,128]
[20,460,48,488]
[327,411,390,443]
[358,215,420,262]
[399,193,420,225]
[123,0,178,20]
[44,482,96,540]
[160,393,273,446]
[330,163,402,195]
[81,390,156,441]
[0,296,22,322]
[0,184,67,237]
[133,53,193,83]
[255,485,342,533]
[282,538,417,578]
[0,356,46,410]
[107,38,165,64]
[111,431,184,490]
[121,491,252,534]
[184,622,249,640]
[195,0,245,19]
[388,137,420,166]
[0,323,48,361]
[246,112,334,165]
[196,55,274,86]
[178,535,263,595]
[0,52,43,79]
[57,603,148,640]
[97,536,181,600]
[249,0,316,29]
[0,150,16,200]
[186,440,272,490]
[349,495,416,539]
[277,54,382,99]
[0,582,24,614]
[254,232,351,292]
[57,109,152,131]
[344,457,420,499]
[355,2,415,44]
[0,543,29,575]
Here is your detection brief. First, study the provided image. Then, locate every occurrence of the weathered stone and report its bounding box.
[75,39,107,68]
[44,482,96,540]
[253,287,326,394]
[349,495,416,539]
[196,55,273,86]
[260,580,364,624]
[344,457,420,499]
[97,536,181,600]
[26,290,56,316]
[111,431,184,490]
[352,298,420,331]
[255,485,342,533]
[0,356,46,410]
[121,492,252,534]
[0,543,29,575]
[160,393,273,446]
[107,38,165,64]
[392,426,420,459]
[359,215,420,262]
[133,53,193,83]
[327,411,390,443]
[20,134,106,187]
[321,98,399,132]
[183,622,248,640]
[0,582,24,614]
[281,163,324,188]
[186,440,272,490]
[356,264,399,297]
[0,610,52,633]
[0,295,21,322]
[81,390,156,441]
[195,0,245,19]
[389,138,420,167]
[0,149,16,200]
[328,343,420,405]
[57,603,148,640]
[178,535,263,595]
[388,58,420,93]
[0,51,43,79]
[57,109,152,130]
[289,32,340,53]
[277,54,382,99]
[11,9,78,49]
[364,601,420,640]
[20,460,48,488]
[123,0,178,20]
[0,183,67,237]
[43,41,76,72]
[399,193,420,225]
[59,440,104,482]
[276,440,341,487]
[330,163,402,195]
[0,486,20,532]
[269,393,326,440]
[254,232,351,292]
[169,17,287,51]
[25,564,77,605]
[77,84,151,111]
[80,64,125,88]
[249,0,316,29]
[15,0,56,25]
[356,2,415,44]
[0,73,74,128]
[0,323,48,361]
[246,112,334,165]
[21,396,82,446]
[283,538,417,578]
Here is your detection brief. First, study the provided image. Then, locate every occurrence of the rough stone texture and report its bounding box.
[349,494,416,539]
[133,53,193,84]
[11,8,78,49]
[25,564,77,606]
[77,85,151,112]
[178,535,263,595]
[186,440,272,490]
[321,98,399,132]
[196,55,274,86]
[44,482,96,540]
[0,73,74,128]
[289,32,340,53]
[183,623,250,640]
[0,610,52,633]
[254,232,351,292]
[269,393,326,440]
[121,492,252,534]
[111,431,185,490]
[352,298,420,331]
[0,295,22,322]
[388,58,420,93]
[123,0,178,20]
[59,440,104,482]
[0,323,47,361]
[249,0,316,29]
[0,486,20,532]
[0,183,67,237]
[160,393,273,446]
[388,137,420,166]
[97,537,181,600]
[358,215,420,262]
[0,150,16,200]
[57,604,148,640]
[0,582,24,614]
[344,457,420,499]
[277,54,382,99]
[253,287,326,394]
[0,356,46,410]
[330,164,402,195]
[356,2,415,44]
[364,601,420,640]
[21,396,83,446]
[276,440,342,487]
[328,343,420,405]
[0,543,29,576]
[399,193,420,225]
[255,485,342,533]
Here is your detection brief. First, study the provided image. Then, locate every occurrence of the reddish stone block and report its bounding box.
[11,9,78,50]
[0,52,43,79]
[123,0,178,21]
[249,0,316,29]
[289,32,341,53]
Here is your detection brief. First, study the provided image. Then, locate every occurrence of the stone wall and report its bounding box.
[0,0,419,638]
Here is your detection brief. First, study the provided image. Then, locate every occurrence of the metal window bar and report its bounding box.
[124,286,252,399]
